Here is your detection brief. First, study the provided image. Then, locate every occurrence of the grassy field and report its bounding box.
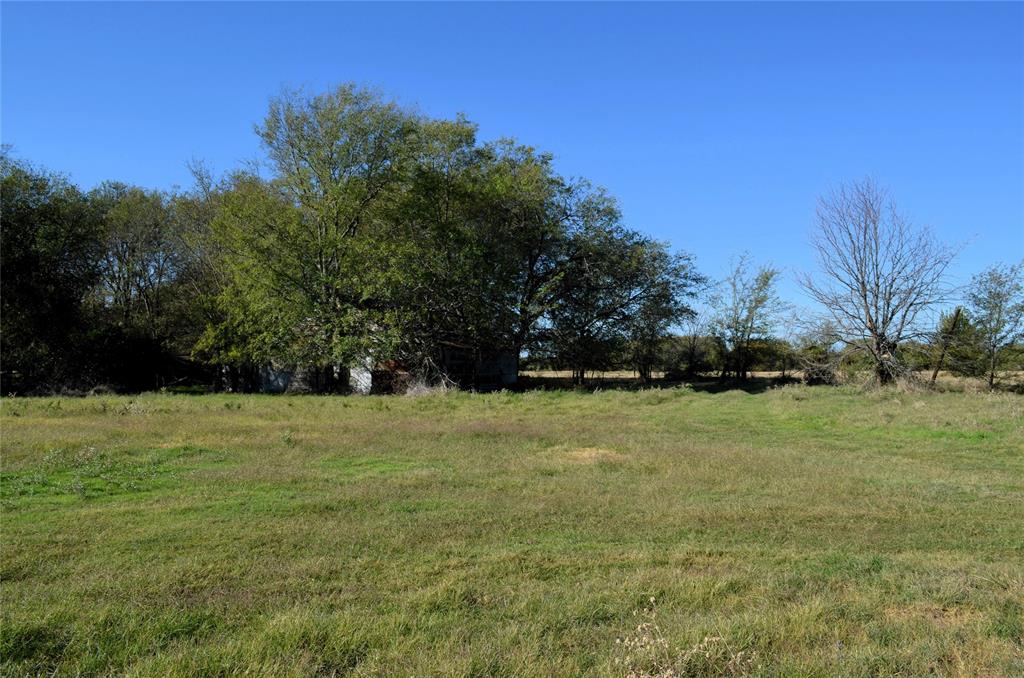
[1,386,1022,676]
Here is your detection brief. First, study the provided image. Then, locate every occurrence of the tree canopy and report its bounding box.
[1,87,706,393]
[2,90,1020,394]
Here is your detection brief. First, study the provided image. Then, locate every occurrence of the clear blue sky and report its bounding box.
[3,2,1022,305]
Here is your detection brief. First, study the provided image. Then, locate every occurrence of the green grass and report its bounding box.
[1,386,1022,676]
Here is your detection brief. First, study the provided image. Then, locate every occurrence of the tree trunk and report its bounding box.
[930,307,961,386]
[874,336,896,385]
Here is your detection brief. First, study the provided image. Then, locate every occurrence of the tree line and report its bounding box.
[2,84,1022,394]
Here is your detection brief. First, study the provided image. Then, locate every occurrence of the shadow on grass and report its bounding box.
[515,375,802,394]
[684,376,801,394]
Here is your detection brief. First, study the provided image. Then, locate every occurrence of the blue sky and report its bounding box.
[3,2,1022,305]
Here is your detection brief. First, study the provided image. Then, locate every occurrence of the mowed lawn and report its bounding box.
[1,387,1022,676]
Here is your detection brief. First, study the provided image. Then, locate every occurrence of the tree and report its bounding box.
[170,163,232,356]
[799,178,957,384]
[544,214,633,385]
[474,141,591,373]
[772,313,802,379]
[546,216,700,386]
[710,254,785,380]
[552,227,704,385]
[211,85,419,387]
[83,182,198,390]
[758,337,797,378]
[966,261,1024,388]
[673,311,713,378]
[90,183,181,336]
[924,307,983,381]
[354,116,482,379]
[928,306,959,384]
[2,85,717,395]
[795,319,842,385]
[0,151,104,392]
[622,247,703,382]
[382,129,577,382]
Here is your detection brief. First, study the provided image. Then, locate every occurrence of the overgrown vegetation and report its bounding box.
[2,389,1022,675]
[3,85,1021,395]
[0,85,704,394]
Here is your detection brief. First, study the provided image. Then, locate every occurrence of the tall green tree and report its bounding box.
[2,85,715,394]
[966,261,1024,388]
[546,213,701,385]
[211,85,419,385]
[665,311,715,379]
[0,151,104,392]
[926,307,984,382]
[169,163,231,356]
[473,141,590,367]
[90,183,180,336]
[622,247,703,382]
[85,182,198,389]
[384,128,617,384]
[380,117,494,377]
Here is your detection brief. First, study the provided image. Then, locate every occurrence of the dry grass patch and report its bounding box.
[563,446,625,464]
[885,603,984,629]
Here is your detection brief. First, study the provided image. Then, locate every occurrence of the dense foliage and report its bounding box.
[0,87,705,393]
[2,87,1021,393]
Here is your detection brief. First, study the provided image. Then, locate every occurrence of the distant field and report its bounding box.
[523,370,668,379]
[2,387,1022,676]
[522,370,1024,390]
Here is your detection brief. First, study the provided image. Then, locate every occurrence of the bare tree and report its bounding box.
[799,179,957,384]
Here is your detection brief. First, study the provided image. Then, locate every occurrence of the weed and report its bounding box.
[615,599,758,677]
